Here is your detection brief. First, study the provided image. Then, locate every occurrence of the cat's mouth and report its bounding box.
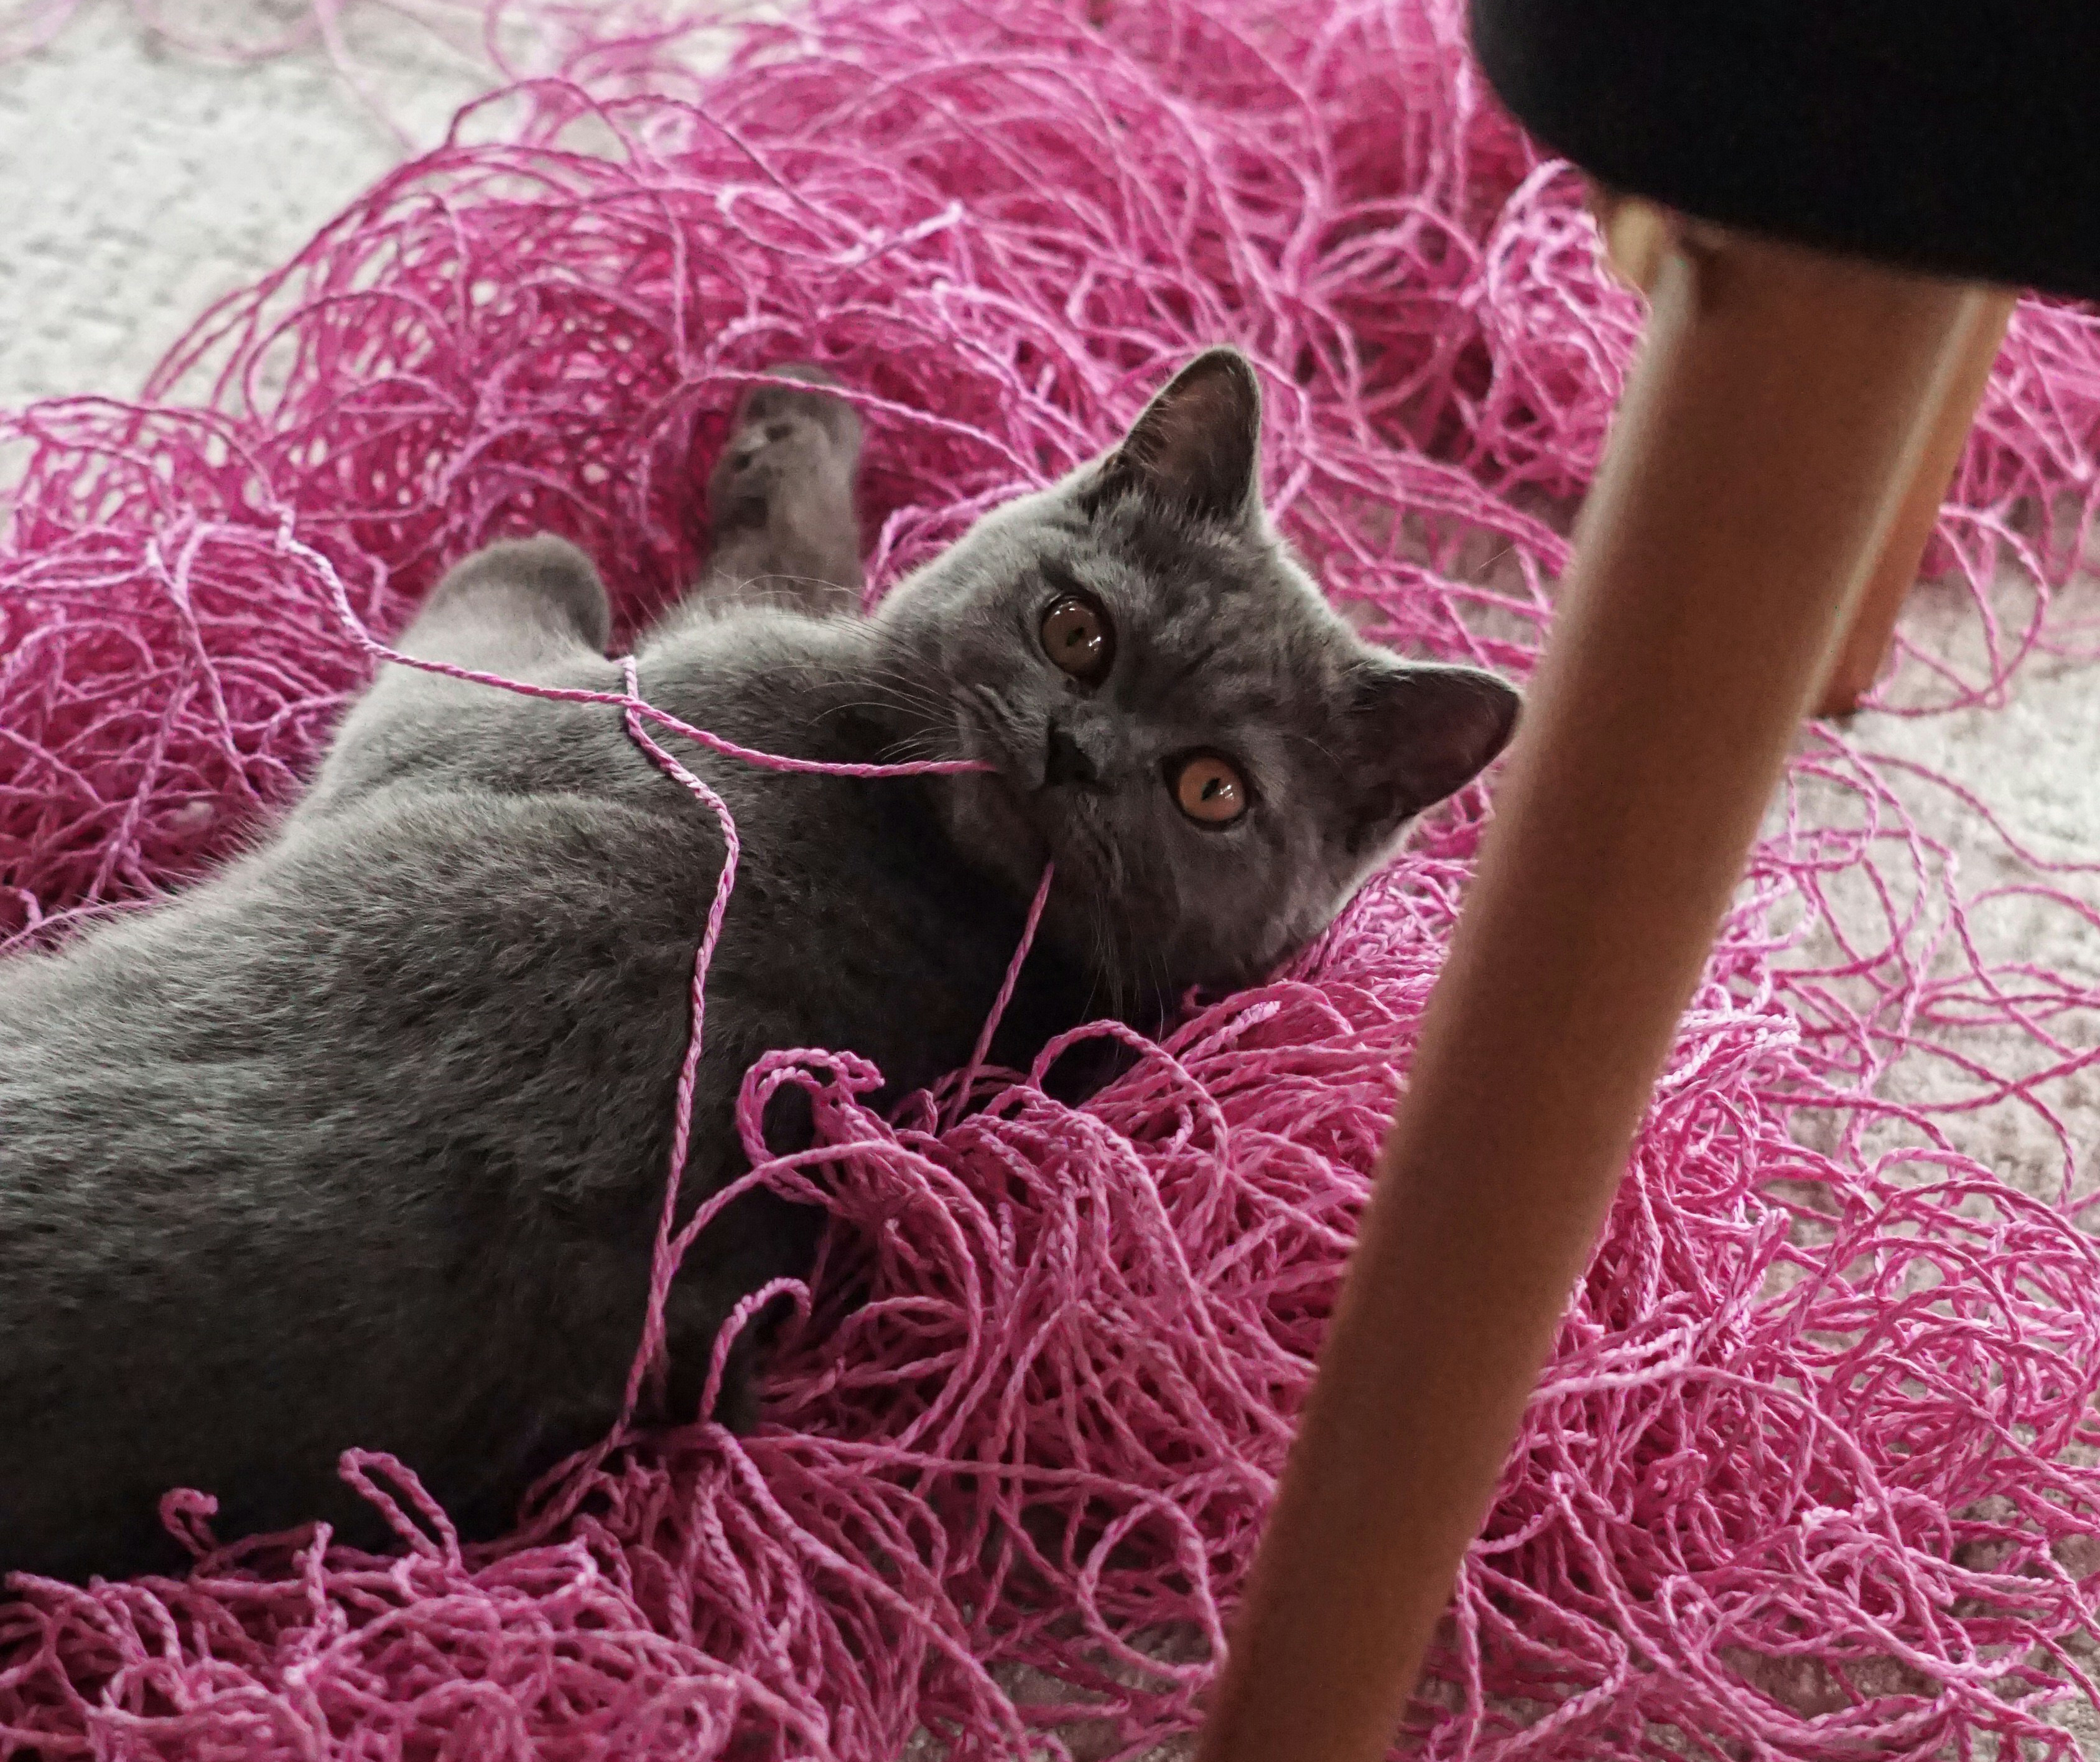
[951,689,1082,877]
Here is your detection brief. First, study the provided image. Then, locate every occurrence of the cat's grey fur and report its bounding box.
[0,349,1517,1584]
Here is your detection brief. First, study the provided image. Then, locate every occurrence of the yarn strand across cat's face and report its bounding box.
[294,524,992,784]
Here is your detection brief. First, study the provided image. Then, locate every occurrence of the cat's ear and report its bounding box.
[1339,656,1520,853]
[1093,347,1263,525]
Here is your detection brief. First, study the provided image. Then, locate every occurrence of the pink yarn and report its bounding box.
[4,1,2099,1756]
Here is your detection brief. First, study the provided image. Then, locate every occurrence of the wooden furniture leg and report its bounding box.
[1193,236,1990,1762]
[1814,292,2016,717]
[1590,193,2015,723]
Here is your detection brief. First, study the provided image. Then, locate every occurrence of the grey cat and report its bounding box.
[0,348,1517,1585]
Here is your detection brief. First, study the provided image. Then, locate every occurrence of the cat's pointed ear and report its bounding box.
[1339,656,1520,853]
[1094,347,1263,525]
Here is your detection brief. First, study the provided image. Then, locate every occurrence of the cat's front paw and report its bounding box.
[423,534,613,652]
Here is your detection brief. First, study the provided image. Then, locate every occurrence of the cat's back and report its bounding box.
[0,782,718,1348]
[0,782,711,1149]
[0,779,725,1579]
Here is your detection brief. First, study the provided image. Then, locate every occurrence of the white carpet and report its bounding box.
[4,5,2096,1753]
[1,2,490,406]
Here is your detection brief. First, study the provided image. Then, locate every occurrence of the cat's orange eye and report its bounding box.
[1040,594,1114,685]
[1171,753,1248,826]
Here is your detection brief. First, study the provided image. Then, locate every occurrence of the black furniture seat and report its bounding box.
[1474,0,2100,300]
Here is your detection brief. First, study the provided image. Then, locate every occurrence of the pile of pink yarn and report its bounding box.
[4,1,2099,1756]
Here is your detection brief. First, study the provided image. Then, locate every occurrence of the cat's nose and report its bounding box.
[1042,720,1104,789]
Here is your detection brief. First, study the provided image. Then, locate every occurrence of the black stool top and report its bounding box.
[1470,0,2100,300]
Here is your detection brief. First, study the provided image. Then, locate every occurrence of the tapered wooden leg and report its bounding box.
[1194,236,1992,1762]
[1590,194,2014,723]
[1814,292,2015,717]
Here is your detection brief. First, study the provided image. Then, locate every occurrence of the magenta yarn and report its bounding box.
[4,2,2100,1758]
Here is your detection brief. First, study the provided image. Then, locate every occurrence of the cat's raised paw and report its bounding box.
[700,364,866,614]
[709,364,863,523]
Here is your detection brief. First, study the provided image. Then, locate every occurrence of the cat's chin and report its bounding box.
[935,768,1055,902]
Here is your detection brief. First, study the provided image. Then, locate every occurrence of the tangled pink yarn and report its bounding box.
[4,2,2099,1757]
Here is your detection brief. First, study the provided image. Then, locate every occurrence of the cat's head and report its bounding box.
[873,348,1518,1009]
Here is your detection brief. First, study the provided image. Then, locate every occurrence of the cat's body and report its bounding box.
[0,351,1517,1583]
[0,597,1079,1581]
